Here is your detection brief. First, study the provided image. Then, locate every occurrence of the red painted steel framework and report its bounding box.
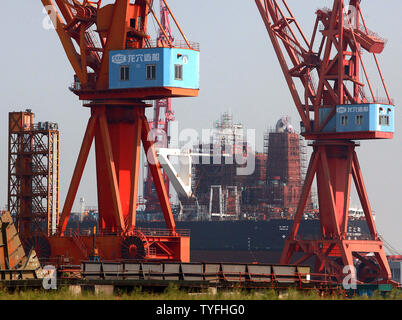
[38,0,198,264]
[144,0,175,214]
[8,111,60,241]
[255,0,394,283]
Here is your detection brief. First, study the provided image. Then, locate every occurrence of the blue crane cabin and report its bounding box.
[109,47,199,92]
[317,104,395,139]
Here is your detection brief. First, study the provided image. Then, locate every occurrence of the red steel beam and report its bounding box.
[141,116,176,232]
[318,147,341,237]
[127,111,143,231]
[255,0,309,130]
[58,113,97,235]
[289,149,319,240]
[96,0,131,89]
[351,151,377,239]
[341,147,353,237]
[98,109,125,231]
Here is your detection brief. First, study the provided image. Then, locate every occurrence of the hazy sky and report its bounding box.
[0,1,401,252]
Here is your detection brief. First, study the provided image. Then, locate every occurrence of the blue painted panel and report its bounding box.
[336,104,394,133]
[109,48,199,90]
[318,104,395,134]
[319,108,336,132]
[371,104,394,132]
[168,48,200,89]
[336,105,370,132]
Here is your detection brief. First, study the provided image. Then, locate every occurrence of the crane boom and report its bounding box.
[255,0,313,131]
[255,0,392,138]
[42,0,102,86]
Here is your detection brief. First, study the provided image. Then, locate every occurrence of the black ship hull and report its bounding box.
[137,219,370,264]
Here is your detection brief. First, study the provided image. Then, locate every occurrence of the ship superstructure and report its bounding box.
[188,113,315,221]
[69,112,374,264]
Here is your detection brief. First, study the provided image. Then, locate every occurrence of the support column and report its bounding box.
[141,116,176,232]
[98,109,125,231]
[58,113,97,235]
[127,111,143,231]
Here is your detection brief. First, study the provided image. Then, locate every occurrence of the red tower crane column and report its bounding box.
[255,0,394,284]
[39,0,197,264]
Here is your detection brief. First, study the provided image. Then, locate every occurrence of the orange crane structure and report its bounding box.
[37,0,199,264]
[255,0,395,284]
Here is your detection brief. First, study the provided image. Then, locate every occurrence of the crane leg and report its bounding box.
[281,141,391,283]
[141,116,176,233]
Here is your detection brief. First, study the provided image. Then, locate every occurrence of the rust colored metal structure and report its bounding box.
[8,110,60,248]
[255,0,395,283]
[0,211,44,279]
[39,0,198,264]
[265,117,311,215]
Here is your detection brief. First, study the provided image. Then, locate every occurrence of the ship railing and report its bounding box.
[146,39,200,51]
[361,96,394,106]
[136,228,191,237]
[289,234,376,241]
[62,227,190,237]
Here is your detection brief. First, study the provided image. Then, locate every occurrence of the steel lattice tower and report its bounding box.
[8,110,60,241]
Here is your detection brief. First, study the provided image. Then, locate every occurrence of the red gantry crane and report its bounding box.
[255,0,395,284]
[38,0,199,264]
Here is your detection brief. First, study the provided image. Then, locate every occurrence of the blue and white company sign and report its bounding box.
[337,106,369,114]
[111,54,127,64]
[111,52,160,64]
